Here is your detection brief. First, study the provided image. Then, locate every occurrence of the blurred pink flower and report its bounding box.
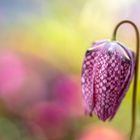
[23,102,70,140]
[0,50,25,94]
[0,50,47,113]
[0,49,26,111]
[78,125,126,140]
[52,75,83,117]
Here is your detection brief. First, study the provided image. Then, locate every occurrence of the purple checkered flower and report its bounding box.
[81,40,135,121]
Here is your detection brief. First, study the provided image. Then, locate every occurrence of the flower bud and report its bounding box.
[81,40,135,121]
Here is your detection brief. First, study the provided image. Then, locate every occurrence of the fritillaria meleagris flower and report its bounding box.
[81,40,135,121]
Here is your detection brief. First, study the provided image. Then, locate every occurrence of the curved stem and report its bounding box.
[112,20,139,140]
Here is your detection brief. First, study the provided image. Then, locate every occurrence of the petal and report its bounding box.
[81,41,108,116]
[93,41,135,121]
[109,42,135,120]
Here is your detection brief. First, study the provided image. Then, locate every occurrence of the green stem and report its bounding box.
[112,20,139,140]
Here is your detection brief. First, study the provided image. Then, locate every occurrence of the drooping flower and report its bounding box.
[81,40,135,121]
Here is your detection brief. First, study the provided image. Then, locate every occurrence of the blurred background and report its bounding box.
[0,0,140,140]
